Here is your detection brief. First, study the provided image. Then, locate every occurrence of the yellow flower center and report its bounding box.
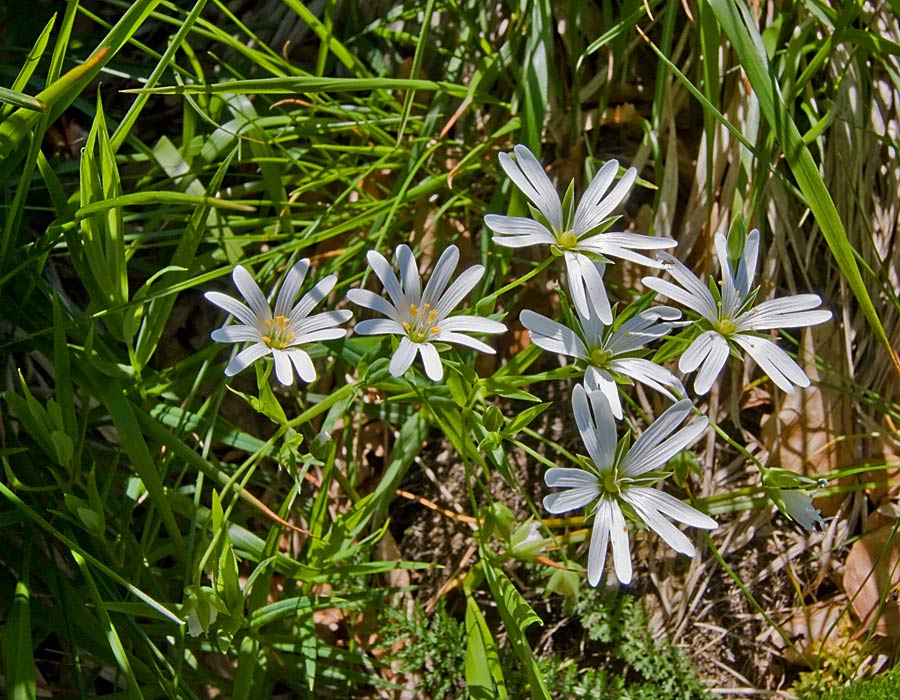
[261,315,295,349]
[402,302,441,343]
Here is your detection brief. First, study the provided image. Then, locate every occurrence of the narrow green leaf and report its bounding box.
[465,592,508,700]
[71,551,143,700]
[124,75,472,97]
[0,11,55,121]
[0,87,45,112]
[1,537,36,700]
[482,557,550,700]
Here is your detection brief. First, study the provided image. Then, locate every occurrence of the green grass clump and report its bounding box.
[817,662,900,700]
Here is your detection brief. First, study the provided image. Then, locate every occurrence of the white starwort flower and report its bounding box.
[346,244,506,381]
[762,468,825,532]
[543,385,715,585]
[484,144,675,323]
[521,304,685,419]
[777,489,824,532]
[205,260,351,386]
[642,229,832,395]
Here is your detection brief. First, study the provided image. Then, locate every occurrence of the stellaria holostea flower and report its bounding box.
[205,260,351,385]
[762,467,825,532]
[543,385,715,585]
[521,304,684,419]
[484,144,675,322]
[642,229,832,395]
[347,244,506,381]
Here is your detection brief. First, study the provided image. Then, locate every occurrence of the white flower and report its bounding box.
[777,489,824,532]
[346,244,506,381]
[484,144,675,323]
[205,260,351,385]
[642,229,832,395]
[543,385,715,585]
[521,304,684,419]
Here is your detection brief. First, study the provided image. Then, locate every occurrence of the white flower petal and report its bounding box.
[439,316,506,334]
[396,244,422,304]
[585,368,623,420]
[564,252,612,324]
[389,336,417,377]
[714,233,741,317]
[502,145,563,230]
[433,264,484,319]
[366,249,407,311]
[622,487,696,555]
[543,468,600,513]
[682,331,730,395]
[293,327,348,344]
[421,245,460,307]
[484,215,555,244]
[272,349,295,385]
[625,416,708,478]
[587,498,613,586]
[224,343,271,376]
[628,487,717,530]
[205,291,258,327]
[520,310,587,359]
[735,228,760,297]
[232,265,271,322]
[346,289,402,322]
[545,466,600,489]
[732,333,810,393]
[622,399,692,475]
[293,309,352,336]
[354,318,405,336]
[609,500,632,584]
[286,348,317,383]
[274,259,309,318]
[643,254,718,319]
[611,358,684,400]
[418,342,444,381]
[433,331,496,354]
[779,489,823,531]
[572,160,631,234]
[572,384,615,469]
[740,296,831,330]
[290,274,337,323]
[211,325,260,343]
[679,330,715,373]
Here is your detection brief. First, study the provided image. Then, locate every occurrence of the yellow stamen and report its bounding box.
[430,326,441,334]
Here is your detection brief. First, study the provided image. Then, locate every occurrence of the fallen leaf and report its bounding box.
[842,513,900,639]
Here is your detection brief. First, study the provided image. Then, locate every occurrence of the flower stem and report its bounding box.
[480,256,555,305]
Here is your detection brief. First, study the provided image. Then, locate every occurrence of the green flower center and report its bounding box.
[402,302,441,343]
[601,470,619,495]
[262,315,295,350]
[556,230,579,249]
[715,318,737,336]
[588,347,612,367]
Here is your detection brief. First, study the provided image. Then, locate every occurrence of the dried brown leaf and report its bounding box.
[842,514,900,639]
